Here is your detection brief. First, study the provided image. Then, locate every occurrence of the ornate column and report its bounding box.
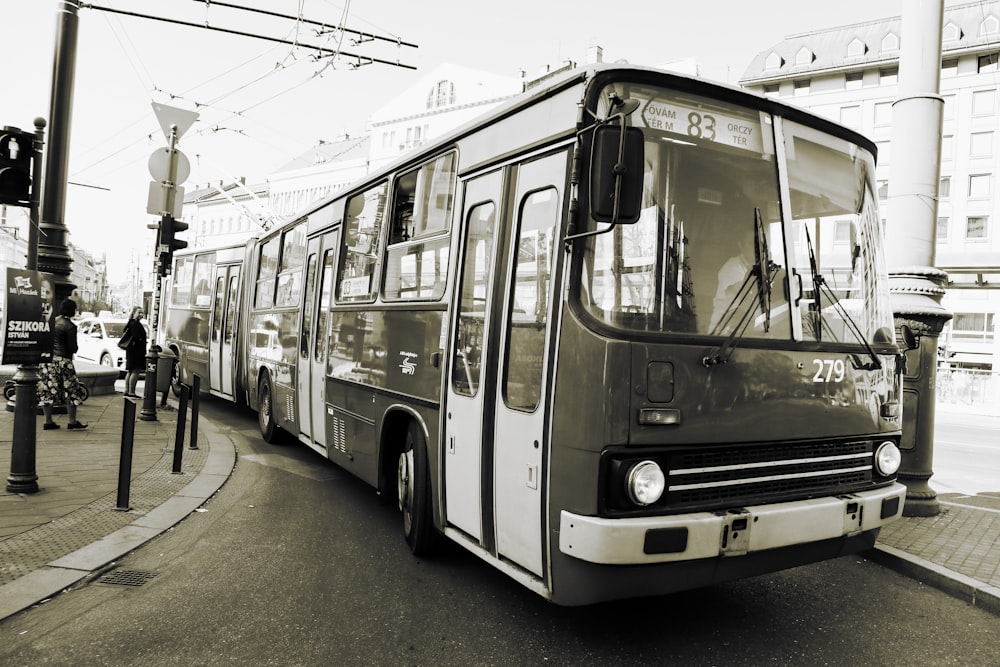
[886,0,947,517]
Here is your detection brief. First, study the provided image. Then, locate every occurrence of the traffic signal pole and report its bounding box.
[140,124,180,421]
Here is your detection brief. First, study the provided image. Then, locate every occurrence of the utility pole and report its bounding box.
[38,0,79,304]
[887,0,949,517]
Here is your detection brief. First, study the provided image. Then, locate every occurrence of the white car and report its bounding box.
[75,317,143,376]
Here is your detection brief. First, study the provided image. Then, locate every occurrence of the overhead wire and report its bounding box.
[71,0,413,195]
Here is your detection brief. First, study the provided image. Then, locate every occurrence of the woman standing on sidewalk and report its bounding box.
[123,306,148,398]
[38,298,88,430]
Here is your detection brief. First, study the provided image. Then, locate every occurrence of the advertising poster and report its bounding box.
[2,268,54,365]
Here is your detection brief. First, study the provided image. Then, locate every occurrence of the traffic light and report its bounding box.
[156,214,189,276]
[0,127,33,207]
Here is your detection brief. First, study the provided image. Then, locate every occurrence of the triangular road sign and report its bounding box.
[151,102,199,141]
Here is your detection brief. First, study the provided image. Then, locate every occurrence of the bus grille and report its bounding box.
[663,439,874,511]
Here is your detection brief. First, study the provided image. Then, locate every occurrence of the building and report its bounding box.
[741,1,1000,371]
[267,135,370,221]
[185,64,525,249]
[367,63,522,172]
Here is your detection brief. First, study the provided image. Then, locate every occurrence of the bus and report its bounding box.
[163,63,908,605]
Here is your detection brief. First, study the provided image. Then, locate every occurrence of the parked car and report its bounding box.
[74,317,146,377]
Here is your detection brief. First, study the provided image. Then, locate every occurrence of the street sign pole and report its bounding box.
[140,124,179,421]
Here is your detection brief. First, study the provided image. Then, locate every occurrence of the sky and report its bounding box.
[3,0,923,281]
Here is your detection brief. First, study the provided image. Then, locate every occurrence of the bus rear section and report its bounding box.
[536,73,905,605]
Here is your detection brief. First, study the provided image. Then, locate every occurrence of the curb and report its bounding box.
[868,544,1000,616]
[0,417,236,621]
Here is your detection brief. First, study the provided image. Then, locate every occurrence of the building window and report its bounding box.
[943,94,956,120]
[966,215,989,240]
[874,101,892,126]
[980,15,1000,37]
[834,219,852,243]
[972,89,995,116]
[795,47,814,66]
[426,80,456,109]
[840,105,861,129]
[881,32,899,52]
[978,53,1000,73]
[952,312,995,344]
[875,141,890,165]
[880,68,898,85]
[937,216,949,240]
[793,79,810,96]
[943,22,963,42]
[942,134,954,161]
[940,176,951,199]
[847,38,867,58]
[970,131,993,157]
[969,173,992,199]
[845,71,863,89]
[765,52,784,70]
[762,83,779,97]
[941,58,958,78]
[877,179,889,200]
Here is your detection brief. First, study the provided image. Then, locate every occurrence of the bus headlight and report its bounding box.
[626,460,666,506]
[874,441,901,476]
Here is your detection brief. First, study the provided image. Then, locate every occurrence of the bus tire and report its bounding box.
[397,420,439,556]
[258,375,280,443]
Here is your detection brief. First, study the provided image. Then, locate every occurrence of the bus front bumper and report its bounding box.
[558,483,906,565]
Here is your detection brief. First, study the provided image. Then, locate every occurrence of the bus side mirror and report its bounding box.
[589,124,644,225]
[899,324,918,351]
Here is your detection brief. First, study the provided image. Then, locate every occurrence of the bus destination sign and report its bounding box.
[637,99,765,153]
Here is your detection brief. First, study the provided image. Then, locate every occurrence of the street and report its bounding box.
[0,397,997,666]
[929,409,1000,496]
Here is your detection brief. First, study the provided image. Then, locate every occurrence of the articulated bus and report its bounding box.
[163,63,908,605]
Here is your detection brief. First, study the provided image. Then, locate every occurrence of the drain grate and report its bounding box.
[98,569,160,586]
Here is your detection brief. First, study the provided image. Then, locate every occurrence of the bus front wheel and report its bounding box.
[258,376,280,443]
[397,421,439,556]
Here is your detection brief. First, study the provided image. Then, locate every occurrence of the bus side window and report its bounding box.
[384,153,457,301]
[337,182,388,302]
[171,257,193,307]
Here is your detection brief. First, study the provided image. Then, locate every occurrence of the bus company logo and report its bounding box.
[398,351,417,375]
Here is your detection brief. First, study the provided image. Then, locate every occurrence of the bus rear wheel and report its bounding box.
[258,376,280,443]
[397,421,439,556]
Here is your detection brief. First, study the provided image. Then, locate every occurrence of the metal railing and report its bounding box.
[935,367,1000,414]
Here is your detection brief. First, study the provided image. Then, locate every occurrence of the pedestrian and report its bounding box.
[38,298,88,430]
[123,306,148,398]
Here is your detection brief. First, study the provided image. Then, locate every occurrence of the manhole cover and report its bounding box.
[98,570,160,586]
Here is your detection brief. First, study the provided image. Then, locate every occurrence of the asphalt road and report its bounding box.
[930,410,1000,495]
[0,399,996,667]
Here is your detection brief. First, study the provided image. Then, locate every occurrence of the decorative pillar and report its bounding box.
[891,269,950,516]
[886,0,948,517]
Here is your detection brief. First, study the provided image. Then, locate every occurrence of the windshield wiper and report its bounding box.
[803,228,882,371]
[703,208,774,367]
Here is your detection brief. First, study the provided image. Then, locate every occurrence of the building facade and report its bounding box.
[741,1,1000,372]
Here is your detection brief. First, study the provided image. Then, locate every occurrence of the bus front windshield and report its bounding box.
[578,84,893,347]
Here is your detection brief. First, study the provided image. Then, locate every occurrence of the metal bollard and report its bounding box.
[171,383,189,474]
[189,374,200,450]
[115,397,137,511]
[140,345,159,421]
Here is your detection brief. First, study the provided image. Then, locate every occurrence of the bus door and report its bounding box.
[492,153,564,577]
[209,264,240,398]
[445,169,503,543]
[297,233,336,448]
[445,151,565,577]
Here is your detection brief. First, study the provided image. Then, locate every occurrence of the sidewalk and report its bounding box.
[0,386,236,620]
[1,392,997,620]
[868,404,1000,616]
